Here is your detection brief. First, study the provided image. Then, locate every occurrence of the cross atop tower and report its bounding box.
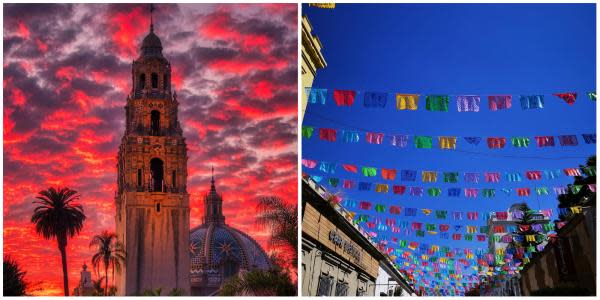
[149,4,156,32]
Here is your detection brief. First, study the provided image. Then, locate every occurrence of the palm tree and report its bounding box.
[255,196,298,267]
[89,231,126,296]
[219,267,296,296]
[91,276,105,296]
[141,287,163,296]
[4,256,27,296]
[31,187,86,296]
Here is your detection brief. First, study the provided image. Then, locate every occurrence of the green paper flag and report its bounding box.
[535,187,549,195]
[443,172,459,183]
[328,178,339,187]
[415,135,433,149]
[426,95,449,112]
[428,187,442,196]
[511,137,530,148]
[361,167,377,177]
[436,210,447,219]
[482,189,495,198]
[302,126,314,138]
[588,92,597,101]
[375,204,386,212]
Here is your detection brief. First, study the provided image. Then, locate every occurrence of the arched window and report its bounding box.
[137,169,142,186]
[151,73,158,89]
[150,110,160,136]
[139,73,146,89]
[150,158,164,192]
[163,74,168,90]
[156,203,161,212]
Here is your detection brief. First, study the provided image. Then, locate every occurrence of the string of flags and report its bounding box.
[306,88,597,111]
[303,87,597,295]
[308,173,595,198]
[302,126,596,149]
[314,172,586,293]
[302,158,596,181]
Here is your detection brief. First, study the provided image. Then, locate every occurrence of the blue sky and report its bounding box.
[302,3,595,294]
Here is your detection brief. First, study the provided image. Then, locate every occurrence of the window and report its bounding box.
[150,158,164,192]
[335,281,349,296]
[172,170,176,188]
[163,74,168,89]
[150,110,160,135]
[151,73,158,88]
[156,203,160,212]
[137,169,142,186]
[139,73,146,89]
[316,275,333,296]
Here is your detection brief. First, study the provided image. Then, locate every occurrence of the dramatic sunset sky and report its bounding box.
[3,3,297,295]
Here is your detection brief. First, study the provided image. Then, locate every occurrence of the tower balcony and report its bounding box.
[132,89,170,100]
[129,183,185,193]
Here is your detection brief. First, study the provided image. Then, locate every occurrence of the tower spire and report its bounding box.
[149,4,155,32]
[210,166,216,192]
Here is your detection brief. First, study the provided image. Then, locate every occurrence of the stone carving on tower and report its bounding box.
[114,9,190,295]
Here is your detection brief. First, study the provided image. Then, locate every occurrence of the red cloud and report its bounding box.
[4,4,297,296]
[35,38,48,53]
[17,20,30,39]
[199,11,273,54]
[252,80,275,99]
[208,58,288,75]
[109,6,149,59]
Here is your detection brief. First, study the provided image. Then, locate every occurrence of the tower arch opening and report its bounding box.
[139,73,146,89]
[150,158,164,192]
[151,72,158,89]
[151,110,160,135]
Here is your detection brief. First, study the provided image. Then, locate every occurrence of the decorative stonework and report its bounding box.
[115,22,190,296]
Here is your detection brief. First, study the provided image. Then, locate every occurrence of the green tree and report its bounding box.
[255,196,298,267]
[558,155,596,220]
[511,203,545,257]
[167,288,184,296]
[31,187,86,296]
[91,276,105,296]
[141,287,162,296]
[218,266,296,296]
[137,287,184,296]
[3,256,27,296]
[89,231,126,296]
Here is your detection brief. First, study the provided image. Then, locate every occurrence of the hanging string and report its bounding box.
[306,111,594,160]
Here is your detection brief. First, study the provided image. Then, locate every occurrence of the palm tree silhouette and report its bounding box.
[255,196,298,268]
[89,231,126,296]
[31,187,86,296]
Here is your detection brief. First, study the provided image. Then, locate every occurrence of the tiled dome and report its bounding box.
[189,169,270,295]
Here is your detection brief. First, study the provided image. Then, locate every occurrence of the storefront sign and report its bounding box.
[329,230,362,261]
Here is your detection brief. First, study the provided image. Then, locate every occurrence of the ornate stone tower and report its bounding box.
[115,16,190,295]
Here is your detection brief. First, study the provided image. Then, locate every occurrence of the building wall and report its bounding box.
[520,211,596,296]
[302,202,378,296]
[301,15,326,122]
[116,192,190,295]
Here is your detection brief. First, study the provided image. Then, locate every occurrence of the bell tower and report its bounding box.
[115,8,190,295]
